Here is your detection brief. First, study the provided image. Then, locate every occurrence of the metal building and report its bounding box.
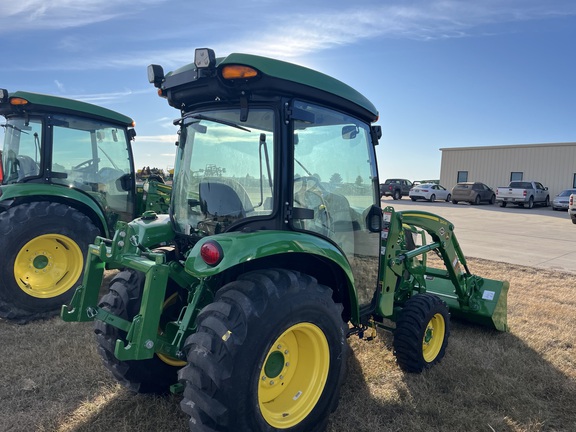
[439,142,576,199]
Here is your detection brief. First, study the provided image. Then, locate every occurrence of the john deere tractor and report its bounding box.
[0,89,170,323]
[62,49,508,431]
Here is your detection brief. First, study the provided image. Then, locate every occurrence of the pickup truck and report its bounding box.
[380,178,413,200]
[569,194,576,224]
[496,181,550,208]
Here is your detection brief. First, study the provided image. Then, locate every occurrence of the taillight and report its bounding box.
[570,195,574,205]
[200,241,223,266]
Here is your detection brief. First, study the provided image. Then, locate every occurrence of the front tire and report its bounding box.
[446,194,451,202]
[474,195,481,205]
[0,202,99,323]
[429,194,436,202]
[94,269,185,393]
[393,293,450,373]
[179,269,348,432]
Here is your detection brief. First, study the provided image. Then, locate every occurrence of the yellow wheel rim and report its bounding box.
[258,322,329,429]
[14,234,83,299]
[422,313,445,362]
[156,293,187,367]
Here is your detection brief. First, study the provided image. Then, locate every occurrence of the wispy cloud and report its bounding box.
[54,80,65,92]
[0,0,167,30]
[137,135,177,143]
[3,0,576,72]
[65,89,150,105]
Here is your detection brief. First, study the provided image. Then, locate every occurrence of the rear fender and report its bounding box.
[184,230,359,318]
[0,183,108,233]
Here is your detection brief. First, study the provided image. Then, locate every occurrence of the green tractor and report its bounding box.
[62,49,508,431]
[0,89,170,323]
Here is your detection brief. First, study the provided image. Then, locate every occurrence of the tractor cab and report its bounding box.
[0,89,137,223]
[169,99,382,306]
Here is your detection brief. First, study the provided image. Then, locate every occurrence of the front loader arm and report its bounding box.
[376,206,508,331]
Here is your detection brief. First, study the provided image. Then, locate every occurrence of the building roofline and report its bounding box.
[440,142,576,151]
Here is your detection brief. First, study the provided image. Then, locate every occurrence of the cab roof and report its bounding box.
[164,52,379,123]
[1,90,134,126]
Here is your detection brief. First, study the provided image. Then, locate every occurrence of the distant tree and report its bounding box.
[355,175,363,186]
[330,173,343,184]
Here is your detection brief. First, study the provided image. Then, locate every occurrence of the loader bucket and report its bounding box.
[424,273,509,332]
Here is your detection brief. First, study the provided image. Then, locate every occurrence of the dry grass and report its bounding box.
[1,258,575,432]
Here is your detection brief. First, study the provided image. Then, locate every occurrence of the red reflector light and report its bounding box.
[200,241,223,266]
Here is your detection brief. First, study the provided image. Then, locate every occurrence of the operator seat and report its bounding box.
[199,181,250,219]
[16,155,40,180]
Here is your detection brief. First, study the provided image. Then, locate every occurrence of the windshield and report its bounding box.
[559,190,576,197]
[1,117,42,184]
[172,108,274,237]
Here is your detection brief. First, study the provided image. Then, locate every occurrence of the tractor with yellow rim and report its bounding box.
[0,89,169,322]
[62,49,508,431]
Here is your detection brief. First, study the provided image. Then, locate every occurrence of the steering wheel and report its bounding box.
[73,158,100,171]
[293,176,332,236]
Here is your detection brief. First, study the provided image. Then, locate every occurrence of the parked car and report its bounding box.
[409,183,452,202]
[451,182,496,205]
[380,178,413,200]
[496,181,549,209]
[552,189,576,211]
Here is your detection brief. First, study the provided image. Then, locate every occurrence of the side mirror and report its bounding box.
[366,205,383,232]
[342,125,358,140]
[370,125,382,146]
[116,173,133,192]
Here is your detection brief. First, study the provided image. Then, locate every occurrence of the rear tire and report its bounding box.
[572,217,576,225]
[393,190,401,200]
[179,268,348,432]
[94,269,184,393]
[527,197,534,209]
[0,202,99,323]
[393,293,450,373]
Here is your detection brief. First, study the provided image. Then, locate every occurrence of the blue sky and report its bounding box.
[1,0,575,181]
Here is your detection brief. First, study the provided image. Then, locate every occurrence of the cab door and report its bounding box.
[290,100,381,306]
